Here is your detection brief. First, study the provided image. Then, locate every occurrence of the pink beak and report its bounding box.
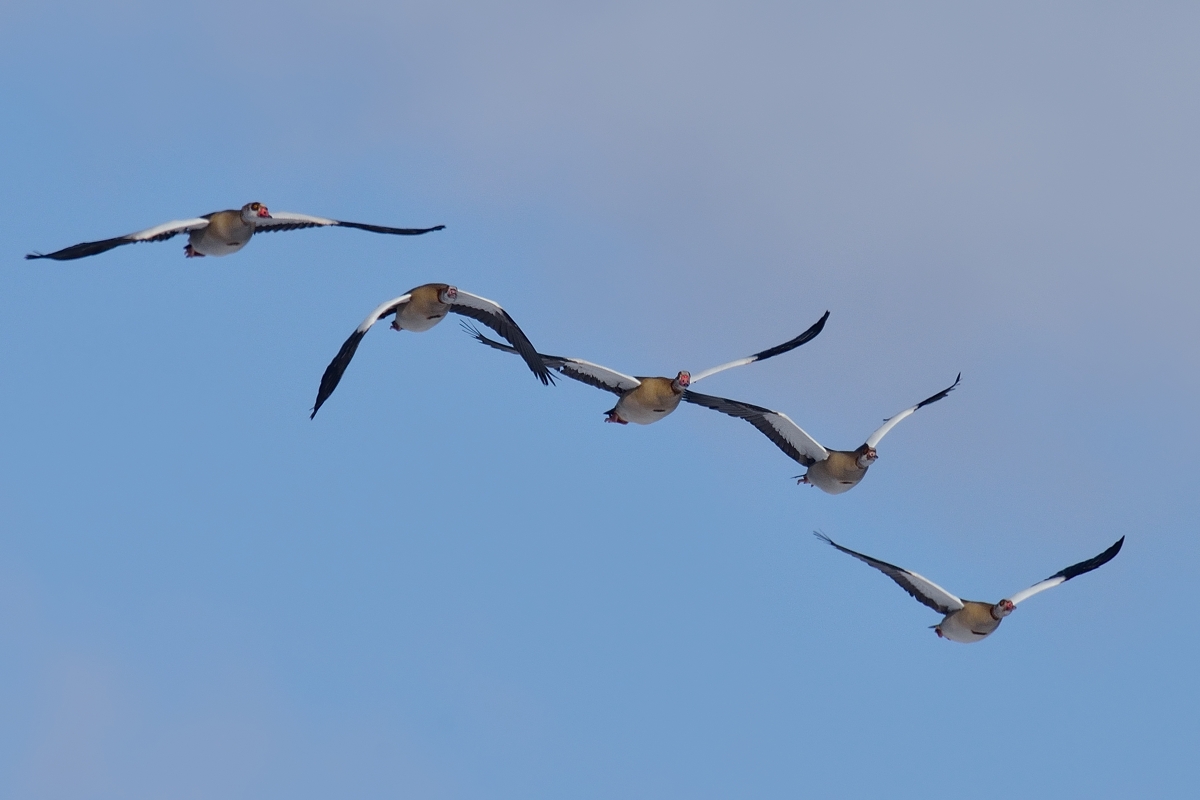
[257,206,271,218]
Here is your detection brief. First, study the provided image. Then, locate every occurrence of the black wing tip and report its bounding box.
[25,252,44,260]
[400,224,445,234]
[457,318,553,384]
[914,372,963,410]
[1053,536,1126,583]
[309,330,366,419]
[812,530,834,545]
[310,381,338,419]
[748,309,832,362]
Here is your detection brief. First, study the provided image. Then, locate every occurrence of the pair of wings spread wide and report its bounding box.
[311,289,554,418]
[26,211,445,261]
[815,532,1125,615]
[467,315,957,468]
[467,309,829,401]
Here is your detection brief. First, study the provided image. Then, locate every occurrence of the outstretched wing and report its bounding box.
[462,324,640,395]
[311,294,412,418]
[26,217,211,261]
[254,211,445,236]
[689,311,830,383]
[814,532,965,615]
[446,291,553,385]
[864,373,961,449]
[1006,537,1125,606]
[682,391,827,467]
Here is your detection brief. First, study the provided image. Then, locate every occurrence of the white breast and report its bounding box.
[189,229,250,257]
[936,613,994,644]
[615,395,676,425]
[393,305,447,333]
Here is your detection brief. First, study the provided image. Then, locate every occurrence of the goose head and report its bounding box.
[673,371,691,391]
[242,202,271,222]
[439,285,459,304]
[991,599,1015,620]
[855,445,878,469]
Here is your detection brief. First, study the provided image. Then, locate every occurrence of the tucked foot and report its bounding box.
[604,411,627,424]
[184,244,205,258]
[934,627,944,638]
[795,474,811,486]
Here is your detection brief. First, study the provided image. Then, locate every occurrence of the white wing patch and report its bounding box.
[1005,536,1124,606]
[865,375,961,449]
[890,568,966,613]
[815,532,965,615]
[689,355,755,384]
[255,211,339,228]
[864,407,920,449]
[356,294,412,333]
[688,311,830,383]
[449,289,506,317]
[1006,577,1067,607]
[127,218,211,240]
[753,410,829,464]
[559,358,641,393]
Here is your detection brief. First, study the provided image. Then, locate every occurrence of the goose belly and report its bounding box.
[189,227,251,257]
[936,609,1000,643]
[615,389,681,425]
[393,304,447,332]
[803,460,865,495]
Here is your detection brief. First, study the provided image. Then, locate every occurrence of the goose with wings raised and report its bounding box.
[814,532,1124,642]
[465,310,829,425]
[26,202,444,261]
[681,374,959,494]
[311,283,553,418]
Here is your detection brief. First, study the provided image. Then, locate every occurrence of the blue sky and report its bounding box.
[1,2,1197,797]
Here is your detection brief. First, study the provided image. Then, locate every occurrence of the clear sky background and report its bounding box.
[1,2,1197,797]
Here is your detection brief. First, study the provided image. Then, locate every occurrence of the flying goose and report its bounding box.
[465,310,830,425]
[311,283,552,418]
[681,375,959,494]
[813,532,1125,643]
[26,202,444,261]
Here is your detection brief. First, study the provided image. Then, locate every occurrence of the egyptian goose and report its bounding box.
[681,375,959,494]
[465,310,829,425]
[814,532,1125,643]
[311,283,552,418]
[26,202,444,260]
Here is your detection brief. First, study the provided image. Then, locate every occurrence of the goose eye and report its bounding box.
[250,203,259,210]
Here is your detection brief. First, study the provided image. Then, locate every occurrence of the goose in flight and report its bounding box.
[311,283,552,418]
[813,532,1125,643]
[26,202,444,261]
[465,310,829,425]
[681,374,959,494]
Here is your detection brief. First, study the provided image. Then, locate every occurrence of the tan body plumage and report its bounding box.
[392,283,451,332]
[187,209,255,257]
[801,447,872,494]
[935,602,1004,642]
[611,377,686,425]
